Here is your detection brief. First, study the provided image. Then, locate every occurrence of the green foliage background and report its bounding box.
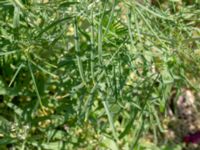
[0,0,200,149]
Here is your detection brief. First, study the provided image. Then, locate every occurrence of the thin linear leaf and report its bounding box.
[13,0,25,10]
[74,17,86,84]
[135,1,173,20]
[27,59,44,115]
[13,3,20,28]
[0,51,17,56]
[29,59,58,78]
[59,2,78,8]
[102,100,118,143]
[90,8,95,82]
[9,63,24,87]
[36,16,74,38]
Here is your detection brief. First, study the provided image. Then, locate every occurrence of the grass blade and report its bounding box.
[36,16,74,38]
[27,59,44,116]
[98,19,103,64]
[102,99,118,143]
[9,63,24,87]
[29,59,58,78]
[0,51,17,56]
[74,17,86,85]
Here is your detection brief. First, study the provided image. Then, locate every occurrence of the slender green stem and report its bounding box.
[74,17,86,85]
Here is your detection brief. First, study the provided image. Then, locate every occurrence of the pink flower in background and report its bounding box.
[183,131,200,144]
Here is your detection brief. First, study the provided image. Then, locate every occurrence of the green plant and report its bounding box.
[0,0,200,149]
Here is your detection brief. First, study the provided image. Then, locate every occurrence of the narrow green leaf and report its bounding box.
[0,51,17,56]
[98,20,103,64]
[29,59,58,78]
[36,16,73,38]
[27,59,44,115]
[59,2,78,8]
[13,0,25,10]
[74,17,86,85]
[135,2,173,20]
[90,8,95,82]
[13,3,20,28]
[102,100,118,143]
[9,63,24,87]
